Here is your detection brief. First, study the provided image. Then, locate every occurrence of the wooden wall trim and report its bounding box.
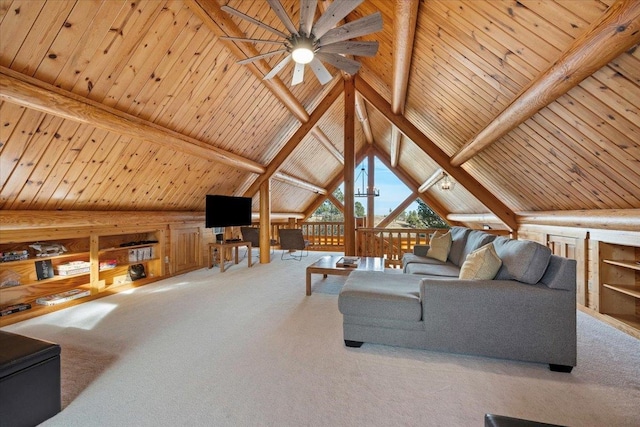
[0,210,203,231]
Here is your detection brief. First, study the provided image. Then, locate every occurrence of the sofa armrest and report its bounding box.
[413,244,430,257]
[419,278,576,366]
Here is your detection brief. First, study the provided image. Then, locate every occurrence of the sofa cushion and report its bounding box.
[540,255,576,291]
[459,243,502,280]
[427,230,452,262]
[338,271,422,322]
[447,226,471,266]
[402,253,443,273]
[492,237,552,285]
[405,261,460,277]
[457,230,497,267]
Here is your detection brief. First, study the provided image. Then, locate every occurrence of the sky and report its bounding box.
[346,157,420,216]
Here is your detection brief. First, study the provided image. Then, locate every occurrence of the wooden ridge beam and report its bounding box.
[185,0,309,123]
[243,82,344,198]
[451,0,640,166]
[0,67,265,174]
[356,76,517,231]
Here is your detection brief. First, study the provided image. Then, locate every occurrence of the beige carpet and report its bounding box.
[3,251,639,426]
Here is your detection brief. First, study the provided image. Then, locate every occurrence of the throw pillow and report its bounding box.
[426,230,452,262]
[459,243,502,280]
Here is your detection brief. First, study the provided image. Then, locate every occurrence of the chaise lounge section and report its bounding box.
[338,227,577,372]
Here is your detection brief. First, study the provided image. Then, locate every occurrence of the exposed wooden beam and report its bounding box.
[517,209,640,231]
[252,212,304,221]
[273,172,327,195]
[376,191,420,229]
[327,193,345,214]
[0,67,265,175]
[389,0,419,167]
[344,78,356,256]
[259,180,271,263]
[185,0,310,123]
[389,130,401,167]
[392,0,419,114]
[418,168,445,193]
[355,92,374,144]
[372,145,451,226]
[356,76,517,231]
[451,0,640,166]
[311,128,344,163]
[243,82,344,198]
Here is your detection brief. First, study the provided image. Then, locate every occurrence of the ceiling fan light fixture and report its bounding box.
[292,46,314,64]
[290,36,315,64]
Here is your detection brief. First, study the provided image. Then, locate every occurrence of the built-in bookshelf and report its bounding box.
[594,231,640,339]
[0,228,165,325]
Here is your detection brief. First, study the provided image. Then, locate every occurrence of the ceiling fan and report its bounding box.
[221,0,382,86]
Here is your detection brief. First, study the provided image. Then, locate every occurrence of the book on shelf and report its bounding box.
[55,260,91,276]
[36,289,90,306]
[0,303,32,317]
[336,256,360,268]
[35,259,54,280]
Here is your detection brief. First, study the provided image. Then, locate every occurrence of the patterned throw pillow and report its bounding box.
[426,230,452,262]
[459,243,502,280]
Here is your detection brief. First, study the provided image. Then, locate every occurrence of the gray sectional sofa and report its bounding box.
[338,227,577,372]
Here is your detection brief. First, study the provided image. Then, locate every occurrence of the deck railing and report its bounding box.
[268,222,443,267]
[265,222,509,267]
[356,228,441,267]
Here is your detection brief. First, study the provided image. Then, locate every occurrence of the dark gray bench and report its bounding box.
[0,330,61,426]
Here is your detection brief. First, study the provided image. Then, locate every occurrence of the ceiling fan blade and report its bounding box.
[299,0,318,37]
[309,57,333,85]
[318,40,379,57]
[318,11,383,46]
[292,61,305,86]
[312,0,363,39]
[220,36,285,46]
[266,0,299,36]
[221,5,289,39]
[315,52,361,75]
[264,55,292,80]
[237,49,288,65]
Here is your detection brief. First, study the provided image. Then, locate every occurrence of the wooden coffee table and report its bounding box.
[305,255,385,295]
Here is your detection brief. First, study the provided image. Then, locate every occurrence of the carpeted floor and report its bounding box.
[3,251,639,426]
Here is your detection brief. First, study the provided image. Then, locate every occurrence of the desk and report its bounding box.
[208,241,251,272]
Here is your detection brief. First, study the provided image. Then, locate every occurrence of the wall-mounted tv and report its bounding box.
[205,195,252,228]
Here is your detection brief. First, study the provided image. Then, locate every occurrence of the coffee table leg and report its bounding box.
[306,270,312,296]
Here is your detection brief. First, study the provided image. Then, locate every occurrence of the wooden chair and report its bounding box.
[278,229,310,261]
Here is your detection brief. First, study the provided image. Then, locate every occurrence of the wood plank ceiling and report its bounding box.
[1,0,639,227]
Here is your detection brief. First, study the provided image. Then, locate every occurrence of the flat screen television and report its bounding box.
[205,195,252,228]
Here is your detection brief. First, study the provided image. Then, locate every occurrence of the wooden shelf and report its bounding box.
[603,284,640,299]
[601,313,640,334]
[603,259,640,271]
[0,252,88,267]
[99,243,157,254]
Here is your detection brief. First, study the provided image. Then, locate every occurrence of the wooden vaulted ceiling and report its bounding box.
[1,0,639,228]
